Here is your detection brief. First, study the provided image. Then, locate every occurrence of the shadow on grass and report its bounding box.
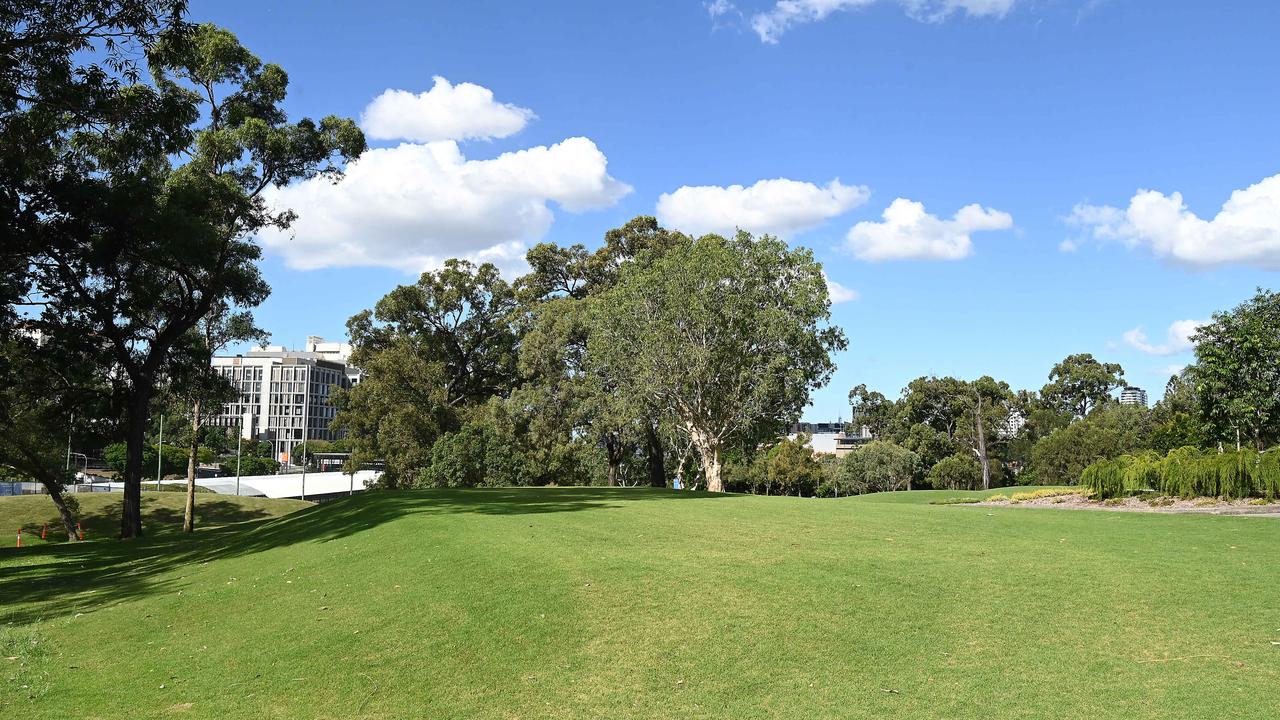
[0,487,715,625]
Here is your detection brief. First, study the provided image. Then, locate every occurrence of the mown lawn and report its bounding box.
[1,487,1277,719]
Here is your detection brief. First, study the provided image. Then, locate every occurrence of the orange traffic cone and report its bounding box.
[41,523,47,540]
[16,528,21,548]
[77,522,84,541]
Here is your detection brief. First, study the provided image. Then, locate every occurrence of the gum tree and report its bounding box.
[589,231,846,492]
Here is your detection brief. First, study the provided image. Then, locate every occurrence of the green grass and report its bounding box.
[0,492,310,546]
[2,487,1278,719]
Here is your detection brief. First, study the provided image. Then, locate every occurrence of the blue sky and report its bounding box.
[195,0,1280,420]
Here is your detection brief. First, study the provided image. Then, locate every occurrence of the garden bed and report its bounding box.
[976,490,1280,515]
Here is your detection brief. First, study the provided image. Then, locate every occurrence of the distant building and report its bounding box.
[1119,386,1148,408]
[789,420,870,458]
[999,410,1027,439]
[210,339,360,465]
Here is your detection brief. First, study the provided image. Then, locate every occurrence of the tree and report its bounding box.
[848,384,894,438]
[927,454,984,490]
[837,440,920,495]
[765,435,825,496]
[0,336,108,540]
[957,376,1015,490]
[1028,404,1151,485]
[1188,289,1280,450]
[22,23,364,537]
[589,231,846,492]
[517,217,687,488]
[1040,353,1125,419]
[171,307,265,532]
[336,261,517,486]
[1150,370,1207,452]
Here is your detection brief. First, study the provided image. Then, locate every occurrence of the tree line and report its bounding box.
[331,218,846,494]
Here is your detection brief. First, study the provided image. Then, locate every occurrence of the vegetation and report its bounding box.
[1081,447,1280,500]
[3,488,1278,718]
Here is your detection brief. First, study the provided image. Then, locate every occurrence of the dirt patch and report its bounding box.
[978,493,1280,516]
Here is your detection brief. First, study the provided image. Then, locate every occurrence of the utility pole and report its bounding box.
[155,414,164,491]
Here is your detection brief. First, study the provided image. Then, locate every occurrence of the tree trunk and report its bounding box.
[42,479,80,542]
[645,422,665,488]
[606,460,620,487]
[975,396,991,491]
[121,391,151,539]
[183,397,202,533]
[694,433,723,493]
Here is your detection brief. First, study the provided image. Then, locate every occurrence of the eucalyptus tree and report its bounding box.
[1188,288,1280,451]
[336,260,519,486]
[589,231,845,492]
[1040,353,1125,419]
[23,23,364,537]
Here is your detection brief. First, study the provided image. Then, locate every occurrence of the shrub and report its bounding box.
[1082,446,1280,500]
[928,497,981,505]
[1008,488,1081,503]
[927,454,983,491]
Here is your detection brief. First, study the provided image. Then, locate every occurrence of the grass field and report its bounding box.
[2,487,1277,719]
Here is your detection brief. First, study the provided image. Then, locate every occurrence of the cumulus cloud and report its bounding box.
[1122,319,1204,356]
[656,178,869,237]
[824,272,860,303]
[845,198,1013,261]
[260,137,630,273]
[1065,173,1280,269]
[361,76,535,142]
[750,0,1018,43]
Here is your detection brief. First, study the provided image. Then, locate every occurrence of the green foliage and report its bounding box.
[1039,353,1125,419]
[221,454,280,477]
[104,442,189,478]
[1081,446,1280,500]
[588,230,846,491]
[419,404,535,488]
[1188,288,1280,450]
[836,440,920,494]
[1027,404,1151,485]
[927,453,983,491]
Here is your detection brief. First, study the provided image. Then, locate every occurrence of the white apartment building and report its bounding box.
[209,338,358,464]
[1119,386,1149,408]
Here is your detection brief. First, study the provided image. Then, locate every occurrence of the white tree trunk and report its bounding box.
[692,430,724,493]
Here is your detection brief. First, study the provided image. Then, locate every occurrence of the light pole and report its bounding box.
[155,414,164,491]
[234,422,243,497]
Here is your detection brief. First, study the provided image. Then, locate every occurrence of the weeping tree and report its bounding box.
[588,231,845,492]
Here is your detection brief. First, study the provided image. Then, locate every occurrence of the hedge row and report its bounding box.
[1080,447,1280,500]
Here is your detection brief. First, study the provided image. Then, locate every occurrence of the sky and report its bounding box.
[194,0,1280,421]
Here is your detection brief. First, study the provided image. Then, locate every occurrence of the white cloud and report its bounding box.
[1122,319,1204,356]
[749,0,1018,43]
[656,178,869,237]
[845,198,1013,261]
[260,137,630,273]
[1066,173,1280,268]
[824,272,860,303]
[360,76,535,143]
[706,0,737,18]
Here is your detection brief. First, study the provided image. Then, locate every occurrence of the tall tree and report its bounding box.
[1189,288,1280,450]
[1040,353,1125,419]
[336,260,519,486]
[957,376,1015,490]
[589,231,846,492]
[25,23,364,537]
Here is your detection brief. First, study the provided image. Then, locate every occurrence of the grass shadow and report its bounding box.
[0,487,716,626]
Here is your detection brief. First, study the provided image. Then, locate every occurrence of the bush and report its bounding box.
[927,454,983,491]
[834,441,919,495]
